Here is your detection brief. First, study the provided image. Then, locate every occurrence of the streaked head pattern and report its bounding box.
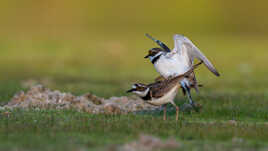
[144,48,165,64]
[126,83,149,97]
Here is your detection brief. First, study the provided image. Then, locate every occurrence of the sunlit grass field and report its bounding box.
[1,32,268,150]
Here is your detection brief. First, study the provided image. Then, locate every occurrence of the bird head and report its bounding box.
[144,48,164,63]
[126,83,149,97]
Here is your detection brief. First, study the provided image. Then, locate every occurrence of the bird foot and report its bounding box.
[181,103,202,113]
[192,103,202,112]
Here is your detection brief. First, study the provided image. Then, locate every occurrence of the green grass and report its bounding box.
[1,33,268,150]
[1,110,268,151]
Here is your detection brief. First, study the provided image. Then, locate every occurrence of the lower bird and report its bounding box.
[126,61,202,121]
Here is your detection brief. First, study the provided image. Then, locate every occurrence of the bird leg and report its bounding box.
[171,102,179,121]
[180,81,200,112]
[163,105,167,121]
[175,106,179,121]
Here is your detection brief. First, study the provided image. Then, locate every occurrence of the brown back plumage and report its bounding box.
[148,61,203,98]
[154,62,203,95]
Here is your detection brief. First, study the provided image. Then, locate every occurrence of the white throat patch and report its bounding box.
[133,88,149,97]
[149,52,163,62]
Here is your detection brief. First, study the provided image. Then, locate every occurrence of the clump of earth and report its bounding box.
[1,85,197,114]
[2,85,159,114]
[116,134,180,151]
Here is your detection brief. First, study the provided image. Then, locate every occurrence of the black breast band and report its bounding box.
[141,92,151,100]
[151,55,161,64]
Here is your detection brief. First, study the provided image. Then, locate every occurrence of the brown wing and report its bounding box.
[154,76,165,82]
[187,71,199,92]
[183,58,200,92]
[149,61,203,98]
[149,78,179,99]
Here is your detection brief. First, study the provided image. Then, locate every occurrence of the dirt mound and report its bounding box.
[118,134,180,151]
[2,85,158,114]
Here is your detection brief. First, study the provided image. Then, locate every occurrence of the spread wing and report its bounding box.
[145,33,171,52]
[173,34,220,77]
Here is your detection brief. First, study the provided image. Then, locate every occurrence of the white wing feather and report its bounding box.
[173,34,220,76]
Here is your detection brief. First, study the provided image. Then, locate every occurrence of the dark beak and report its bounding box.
[144,54,150,58]
[126,88,135,93]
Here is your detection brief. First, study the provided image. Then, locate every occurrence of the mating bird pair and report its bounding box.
[127,34,220,121]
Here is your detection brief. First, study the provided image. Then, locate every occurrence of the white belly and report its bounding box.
[147,85,179,106]
[154,54,191,78]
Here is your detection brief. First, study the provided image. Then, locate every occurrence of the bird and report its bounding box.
[126,61,202,121]
[144,34,220,111]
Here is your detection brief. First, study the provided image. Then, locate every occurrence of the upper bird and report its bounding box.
[144,34,220,110]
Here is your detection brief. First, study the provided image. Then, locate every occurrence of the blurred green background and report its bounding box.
[1,1,268,150]
[0,0,267,98]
